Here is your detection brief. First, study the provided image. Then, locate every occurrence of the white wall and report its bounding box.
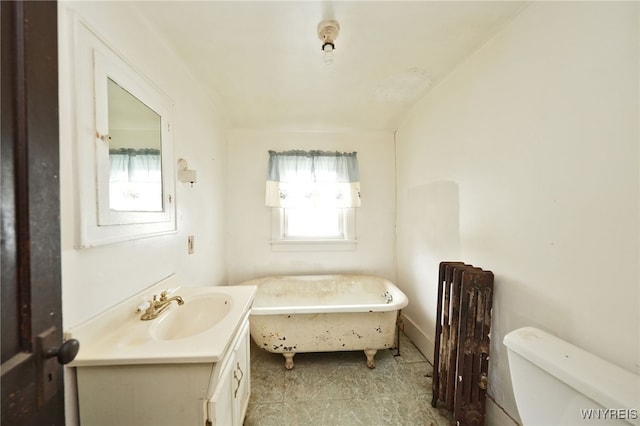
[226,129,396,284]
[395,2,638,424]
[59,4,229,423]
[59,2,229,329]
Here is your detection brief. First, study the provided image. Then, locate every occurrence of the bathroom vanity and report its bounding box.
[66,277,256,426]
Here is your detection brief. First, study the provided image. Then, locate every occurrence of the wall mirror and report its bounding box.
[74,18,176,247]
[105,78,162,213]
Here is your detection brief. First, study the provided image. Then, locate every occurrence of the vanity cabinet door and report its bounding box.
[208,356,234,426]
[232,321,250,423]
[208,319,250,426]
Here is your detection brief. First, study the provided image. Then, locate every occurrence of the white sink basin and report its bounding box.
[65,281,257,366]
[152,294,232,340]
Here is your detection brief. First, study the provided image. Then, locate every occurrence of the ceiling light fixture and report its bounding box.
[317,20,340,65]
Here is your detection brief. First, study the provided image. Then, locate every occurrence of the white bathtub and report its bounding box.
[239,274,408,369]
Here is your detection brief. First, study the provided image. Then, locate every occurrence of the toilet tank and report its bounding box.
[503,327,640,426]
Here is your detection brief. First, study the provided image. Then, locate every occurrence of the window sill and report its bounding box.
[270,239,357,252]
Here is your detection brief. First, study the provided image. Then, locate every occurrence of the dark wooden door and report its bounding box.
[1,1,69,424]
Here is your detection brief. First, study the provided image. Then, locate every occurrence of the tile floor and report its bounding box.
[244,332,455,426]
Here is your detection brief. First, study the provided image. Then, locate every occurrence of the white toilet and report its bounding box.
[503,327,640,426]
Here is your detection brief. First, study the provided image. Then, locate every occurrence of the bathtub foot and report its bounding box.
[282,352,295,370]
[364,349,377,368]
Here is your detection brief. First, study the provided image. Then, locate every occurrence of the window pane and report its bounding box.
[285,208,342,238]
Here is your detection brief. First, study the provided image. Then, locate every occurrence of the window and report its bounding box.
[266,150,360,251]
[285,208,342,238]
[270,207,356,251]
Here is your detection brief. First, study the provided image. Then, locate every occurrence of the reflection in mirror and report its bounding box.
[107,78,162,212]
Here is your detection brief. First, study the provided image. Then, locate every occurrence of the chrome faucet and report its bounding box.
[140,291,184,320]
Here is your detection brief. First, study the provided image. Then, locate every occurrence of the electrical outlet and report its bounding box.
[187,235,194,254]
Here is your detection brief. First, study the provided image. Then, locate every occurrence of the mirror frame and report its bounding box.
[73,17,176,247]
[94,50,172,225]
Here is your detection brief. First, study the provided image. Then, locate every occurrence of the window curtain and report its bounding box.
[109,148,162,211]
[265,150,361,208]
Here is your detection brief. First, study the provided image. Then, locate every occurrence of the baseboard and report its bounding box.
[486,394,520,426]
[398,311,434,363]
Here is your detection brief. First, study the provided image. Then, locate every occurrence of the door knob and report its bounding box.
[37,329,80,405]
[45,338,79,365]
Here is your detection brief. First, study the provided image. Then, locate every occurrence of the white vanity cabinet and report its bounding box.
[208,319,250,425]
[75,313,251,426]
[67,282,257,426]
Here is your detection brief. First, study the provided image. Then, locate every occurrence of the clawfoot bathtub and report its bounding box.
[239,274,408,369]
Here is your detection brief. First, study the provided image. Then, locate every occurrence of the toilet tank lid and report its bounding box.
[503,327,640,410]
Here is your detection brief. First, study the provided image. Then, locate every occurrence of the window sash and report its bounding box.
[283,207,345,239]
[270,208,356,252]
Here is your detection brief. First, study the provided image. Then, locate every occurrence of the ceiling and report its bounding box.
[133,1,529,132]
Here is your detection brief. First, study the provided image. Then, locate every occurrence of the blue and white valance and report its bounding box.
[266,150,361,208]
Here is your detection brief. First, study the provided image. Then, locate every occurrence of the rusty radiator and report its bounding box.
[431,262,494,426]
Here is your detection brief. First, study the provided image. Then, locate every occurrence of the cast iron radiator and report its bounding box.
[431,262,494,426]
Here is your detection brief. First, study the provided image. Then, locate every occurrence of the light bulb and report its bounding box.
[322,42,334,65]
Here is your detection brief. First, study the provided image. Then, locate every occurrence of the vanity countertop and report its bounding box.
[66,280,256,367]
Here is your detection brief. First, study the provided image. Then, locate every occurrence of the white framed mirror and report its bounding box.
[73,18,176,247]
